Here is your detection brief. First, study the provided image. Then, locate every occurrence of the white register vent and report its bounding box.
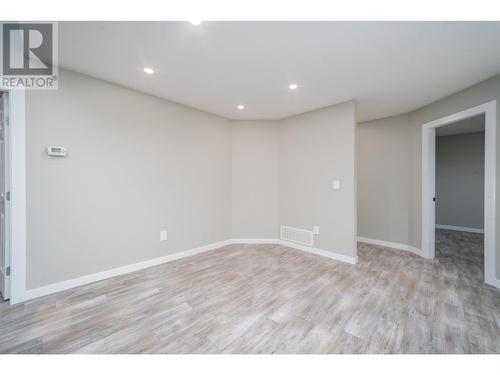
[280,225,314,247]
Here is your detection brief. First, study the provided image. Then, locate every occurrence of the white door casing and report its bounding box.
[0,92,10,300]
[421,100,497,288]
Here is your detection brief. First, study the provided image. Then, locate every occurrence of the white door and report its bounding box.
[0,92,10,300]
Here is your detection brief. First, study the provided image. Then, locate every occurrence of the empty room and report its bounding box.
[2,4,500,365]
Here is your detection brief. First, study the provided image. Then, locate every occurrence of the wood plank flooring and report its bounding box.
[1,229,499,353]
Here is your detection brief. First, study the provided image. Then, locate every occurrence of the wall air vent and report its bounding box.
[280,225,314,247]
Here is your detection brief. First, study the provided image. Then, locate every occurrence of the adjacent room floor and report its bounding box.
[1,231,499,354]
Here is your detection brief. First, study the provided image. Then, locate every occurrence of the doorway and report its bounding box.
[421,101,497,288]
[435,115,485,283]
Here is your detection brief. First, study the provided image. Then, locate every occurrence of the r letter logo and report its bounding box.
[1,22,58,89]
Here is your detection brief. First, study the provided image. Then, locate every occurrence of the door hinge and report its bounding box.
[6,267,10,276]
[6,116,9,126]
[6,191,10,201]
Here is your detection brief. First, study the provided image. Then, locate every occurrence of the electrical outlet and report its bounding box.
[160,230,168,241]
[313,225,319,235]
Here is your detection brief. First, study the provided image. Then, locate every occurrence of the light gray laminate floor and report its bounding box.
[1,229,499,354]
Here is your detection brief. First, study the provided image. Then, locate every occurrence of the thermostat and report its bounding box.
[47,146,67,157]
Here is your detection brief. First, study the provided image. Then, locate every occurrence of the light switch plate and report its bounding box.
[160,230,168,241]
[333,180,340,190]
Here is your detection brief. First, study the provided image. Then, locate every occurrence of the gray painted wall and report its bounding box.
[27,66,499,289]
[436,132,485,230]
[231,102,358,257]
[357,114,410,244]
[26,69,232,289]
[278,101,357,257]
[25,69,358,289]
[231,121,279,239]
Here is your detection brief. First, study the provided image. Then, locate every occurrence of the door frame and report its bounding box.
[421,100,497,288]
[0,87,26,303]
[0,91,12,299]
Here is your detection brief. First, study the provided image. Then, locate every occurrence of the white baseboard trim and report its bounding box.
[23,237,358,303]
[435,224,484,234]
[24,239,232,301]
[278,240,358,265]
[357,236,422,256]
[486,276,500,289]
[230,239,279,244]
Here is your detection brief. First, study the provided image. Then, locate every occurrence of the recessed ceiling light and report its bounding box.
[237,105,245,110]
[189,20,202,26]
[143,67,154,74]
[289,83,298,90]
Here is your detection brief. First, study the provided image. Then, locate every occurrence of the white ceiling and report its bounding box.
[436,114,485,136]
[59,22,500,122]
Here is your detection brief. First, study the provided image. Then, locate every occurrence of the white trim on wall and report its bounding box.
[422,124,437,260]
[357,236,421,256]
[488,276,500,289]
[435,224,484,234]
[231,239,279,244]
[278,239,358,264]
[0,88,26,305]
[22,238,357,302]
[25,239,233,300]
[421,100,497,288]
